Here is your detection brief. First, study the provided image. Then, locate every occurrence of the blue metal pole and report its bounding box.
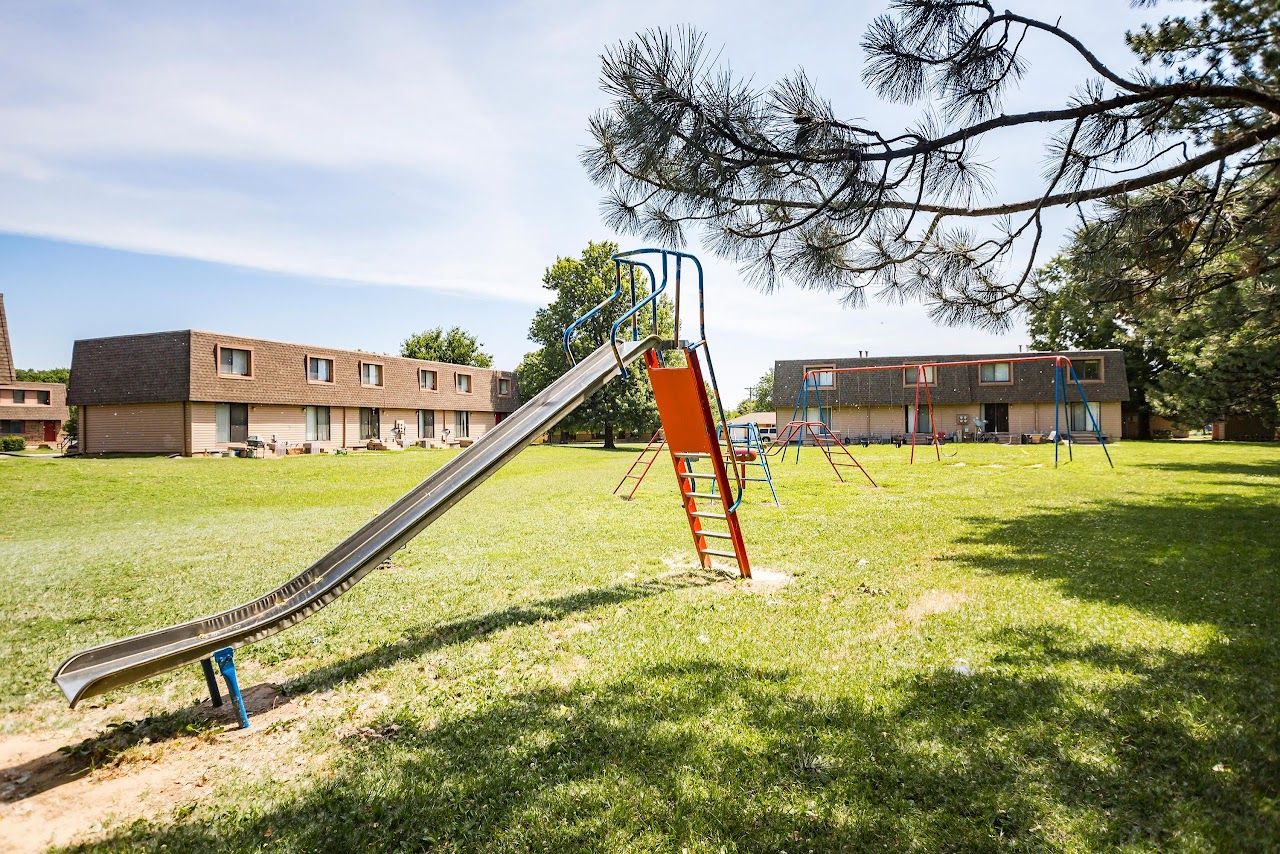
[1067,361,1115,469]
[213,647,250,729]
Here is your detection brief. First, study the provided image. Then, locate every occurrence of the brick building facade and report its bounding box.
[0,293,70,445]
[69,330,519,455]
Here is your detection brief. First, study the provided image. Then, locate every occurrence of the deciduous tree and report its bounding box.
[400,327,493,367]
[518,241,672,448]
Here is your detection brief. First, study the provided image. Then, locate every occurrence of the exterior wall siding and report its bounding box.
[779,401,1122,441]
[83,402,184,453]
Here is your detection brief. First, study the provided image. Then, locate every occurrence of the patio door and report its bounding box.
[905,405,932,433]
[981,402,1009,433]
[228,404,248,443]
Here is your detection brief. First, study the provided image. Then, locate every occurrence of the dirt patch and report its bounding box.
[0,683,319,853]
[904,589,971,623]
[864,589,972,641]
[743,568,794,594]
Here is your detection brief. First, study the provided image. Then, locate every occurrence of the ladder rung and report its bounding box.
[674,452,711,459]
[678,472,719,479]
[684,491,720,499]
[690,511,726,520]
[699,548,740,559]
[698,530,732,539]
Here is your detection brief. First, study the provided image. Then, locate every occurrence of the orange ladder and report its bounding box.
[647,348,751,578]
[613,429,666,499]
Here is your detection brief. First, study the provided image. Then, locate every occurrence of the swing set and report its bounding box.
[776,354,1115,481]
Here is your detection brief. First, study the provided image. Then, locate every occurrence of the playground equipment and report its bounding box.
[614,428,665,499]
[768,420,879,486]
[602,249,751,578]
[616,421,780,506]
[725,422,779,505]
[779,355,1115,480]
[52,248,749,727]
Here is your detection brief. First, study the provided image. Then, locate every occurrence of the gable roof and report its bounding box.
[0,294,14,383]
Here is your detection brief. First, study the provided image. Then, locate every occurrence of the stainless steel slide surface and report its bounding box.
[53,336,660,706]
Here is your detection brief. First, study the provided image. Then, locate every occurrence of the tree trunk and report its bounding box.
[603,421,615,449]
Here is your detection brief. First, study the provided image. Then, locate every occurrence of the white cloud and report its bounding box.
[0,0,1159,395]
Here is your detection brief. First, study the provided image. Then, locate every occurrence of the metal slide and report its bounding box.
[53,335,661,707]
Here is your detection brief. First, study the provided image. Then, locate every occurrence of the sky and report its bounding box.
[0,1,1161,400]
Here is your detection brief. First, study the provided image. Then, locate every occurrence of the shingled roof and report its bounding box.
[772,350,1130,410]
[0,294,15,383]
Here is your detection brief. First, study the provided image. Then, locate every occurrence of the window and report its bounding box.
[359,407,380,440]
[1069,401,1101,432]
[307,356,333,383]
[498,377,511,396]
[305,406,331,441]
[979,361,1012,384]
[215,403,249,443]
[360,362,383,387]
[805,366,834,388]
[35,390,50,405]
[419,369,437,391]
[418,409,435,438]
[0,420,23,434]
[1073,358,1103,382]
[10,390,24,403]
[455,373,472,393]
[903,365,936,386]
[218,346,252,377]
[454,410,470,437]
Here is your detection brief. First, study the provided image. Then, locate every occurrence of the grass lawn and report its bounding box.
[1,440,1278,850]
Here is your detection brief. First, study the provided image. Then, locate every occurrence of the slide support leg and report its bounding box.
[200,657,223,707]
[213,647,250,729]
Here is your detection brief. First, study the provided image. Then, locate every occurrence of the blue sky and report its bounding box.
[0,1,1159,399]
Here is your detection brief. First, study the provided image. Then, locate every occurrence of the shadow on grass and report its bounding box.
[77,628,1278,851]
[1130,458,1280,480]
[951,493,1279,631]
[69,494,1280,850]
[284,570,721,695]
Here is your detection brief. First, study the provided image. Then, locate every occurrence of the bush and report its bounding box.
[1,435,26,452]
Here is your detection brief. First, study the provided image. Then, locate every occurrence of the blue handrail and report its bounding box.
[563,264,625,367]
[609,257,665,376]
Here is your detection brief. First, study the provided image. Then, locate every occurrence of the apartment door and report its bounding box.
[981,402,1009,433]
[43,421,58,442]
[905,405,932,434]
[228,404,249,443]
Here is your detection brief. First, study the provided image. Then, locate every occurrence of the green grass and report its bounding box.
[2,441,1278,851]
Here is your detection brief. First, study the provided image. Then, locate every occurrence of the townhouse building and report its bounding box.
[68,330,518,455]
[773,350,1129,441]
[0,294,70,445]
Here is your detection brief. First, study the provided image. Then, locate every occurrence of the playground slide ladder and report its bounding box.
[613,428,666,499]
[646,346,751,578]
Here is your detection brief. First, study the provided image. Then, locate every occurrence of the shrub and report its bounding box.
[1,435,26,452]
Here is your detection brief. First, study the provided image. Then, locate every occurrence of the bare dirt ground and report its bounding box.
[0,684,319,853]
